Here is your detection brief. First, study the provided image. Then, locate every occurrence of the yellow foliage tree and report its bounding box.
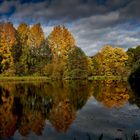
[17,23,29,46]
[92,45,128,76]
[27,23,45,48]
[0,22,18,75]
[48,25,76,59]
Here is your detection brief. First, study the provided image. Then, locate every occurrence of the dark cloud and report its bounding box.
[20,0,47,4]
[70,22,140,56]
[0,0,133,24]
[0,0,140,55]
[120,0,140,20]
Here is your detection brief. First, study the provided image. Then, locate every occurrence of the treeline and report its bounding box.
[0,22,139,79]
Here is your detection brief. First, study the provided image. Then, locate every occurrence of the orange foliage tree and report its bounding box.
[0,22,19,75]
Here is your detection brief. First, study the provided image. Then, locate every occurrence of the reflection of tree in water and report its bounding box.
[0,82,51,137]
[0,81,90,137]
[66,80,91,110]
[47,80,90,132]
[129,72,140,108]
[129,93,140,108]
[19,111,45,136]
[0,85,17,138]
[93,80,130,108]
[14,83,51,136]
[49,100,76,132]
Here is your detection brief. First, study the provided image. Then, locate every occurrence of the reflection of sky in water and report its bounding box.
[14,97,140,140]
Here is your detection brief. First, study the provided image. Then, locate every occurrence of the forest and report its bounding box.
[0,22,139,79]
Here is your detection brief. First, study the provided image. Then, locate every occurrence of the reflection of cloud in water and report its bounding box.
[72,97,140,139]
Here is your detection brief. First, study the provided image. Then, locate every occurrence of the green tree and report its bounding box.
[127,45,140,73]
[66,47,89,79]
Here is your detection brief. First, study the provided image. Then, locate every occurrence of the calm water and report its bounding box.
[0,80,140,140]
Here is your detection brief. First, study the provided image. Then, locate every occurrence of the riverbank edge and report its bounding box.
[0,76,128,82]
[88,76,128,81]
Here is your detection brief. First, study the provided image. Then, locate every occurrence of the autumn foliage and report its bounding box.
[0,22,132,78]
[91,45,128,76]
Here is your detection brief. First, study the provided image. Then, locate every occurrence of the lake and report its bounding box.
[0,80,140,140]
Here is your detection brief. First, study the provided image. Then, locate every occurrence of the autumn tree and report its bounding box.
[48,25,75,59]
[28,23,53,75]
[17,23,29,46]
[46,25,76,79]
[17,23,52,75]
[16,23,30,75]
[27,23,45,48]
[0,22,19,75]
[91,45,128,76]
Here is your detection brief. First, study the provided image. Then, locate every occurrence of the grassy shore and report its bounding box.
[0,76,51,82]
[88,76,128,81]
[0,76,128,82]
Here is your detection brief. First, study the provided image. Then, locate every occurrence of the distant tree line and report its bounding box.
[0,22,139,79]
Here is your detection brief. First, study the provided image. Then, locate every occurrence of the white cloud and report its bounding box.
[42,25,53,36]
[69,16,140,56]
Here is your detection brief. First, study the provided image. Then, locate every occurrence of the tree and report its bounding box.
[27,23,52,75]
[0,22,19,75]
[17,23,29,46]
[127,45,140,73]
[91,45,128,76]
[46,25,76,79]
[27,23,45,48]
[17,23,52,75]
[17,23,30,75]
[47,25,75,59]
[66,47,89,79]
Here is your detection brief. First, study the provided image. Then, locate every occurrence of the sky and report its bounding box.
[0,0,140,56]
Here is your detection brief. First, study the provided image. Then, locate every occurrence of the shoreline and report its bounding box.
[0,76,128,82]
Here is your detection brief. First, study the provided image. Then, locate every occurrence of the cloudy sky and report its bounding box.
[0,0,140,55]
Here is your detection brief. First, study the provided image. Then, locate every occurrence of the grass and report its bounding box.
[0,76,51,82]
[88,76,128,81]
[0,76,128,82]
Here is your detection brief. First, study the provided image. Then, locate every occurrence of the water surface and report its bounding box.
[0,80,140,140]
